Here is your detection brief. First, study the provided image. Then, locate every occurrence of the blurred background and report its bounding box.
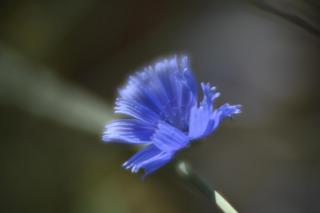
[0,0,319,212]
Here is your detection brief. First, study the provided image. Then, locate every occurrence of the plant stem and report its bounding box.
[175,161,238,213]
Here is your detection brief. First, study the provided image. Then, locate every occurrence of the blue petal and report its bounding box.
[153,56,197,130]
[141,153,173,177]
[189,103,241,140]
[188,82,220,140]
[152,121,189,152]
[200,82,220,109]
[115,56,197,131]
[180,56,198,98]
[210,103,242,130]
[115,98,160,124]
[117,74,163,116]
[123,144,174,177]
[102,119,154,144]
[188,105,212,140]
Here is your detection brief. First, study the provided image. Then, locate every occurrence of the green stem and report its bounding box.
[175,161,238,213]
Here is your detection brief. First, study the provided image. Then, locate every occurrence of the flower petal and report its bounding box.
[200,82,220,109]
[153,56,197,129]
[115,56,197,131]
[152,121,189,152]
[115,98,160,124]
[188,105,212,140]
[102,119,154,144]
[123,144,174,177]
[188,103,241,140]
[210,103,242,130]
[188,82,220,140]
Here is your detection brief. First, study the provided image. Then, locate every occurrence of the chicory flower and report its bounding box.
[103,56,241,177]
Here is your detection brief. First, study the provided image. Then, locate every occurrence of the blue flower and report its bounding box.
[103,56,241,177]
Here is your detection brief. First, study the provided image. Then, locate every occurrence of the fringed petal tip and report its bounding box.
[219,103,242,118]
[121,145,174,178]
[102,124,113,142]
[101,119,154,144]
[102,133,111,142]
[233,104,242,114]
[200,82,220,107]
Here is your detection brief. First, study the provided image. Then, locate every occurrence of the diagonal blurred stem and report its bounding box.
[252,0,320,36]
[175,161,238,213]
[0,44,113,135]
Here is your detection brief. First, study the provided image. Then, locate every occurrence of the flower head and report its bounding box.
[103,56,241,177]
